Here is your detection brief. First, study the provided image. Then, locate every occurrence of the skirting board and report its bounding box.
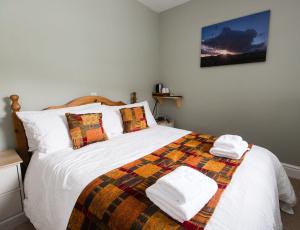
[282,163,300,180]
[0,212,28,230]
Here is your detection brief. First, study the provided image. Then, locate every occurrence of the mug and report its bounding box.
[162,88,169,94]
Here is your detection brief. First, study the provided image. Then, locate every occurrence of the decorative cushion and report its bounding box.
[101,101,157,138]
[65,113,107,149]
[119,106,148,133]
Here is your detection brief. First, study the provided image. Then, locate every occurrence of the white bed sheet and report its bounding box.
[23,126,296,230]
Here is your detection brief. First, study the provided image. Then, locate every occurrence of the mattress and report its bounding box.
[23,126,296,230]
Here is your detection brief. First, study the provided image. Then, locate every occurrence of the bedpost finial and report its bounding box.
[10,94,21,112]
[130,92,137,104]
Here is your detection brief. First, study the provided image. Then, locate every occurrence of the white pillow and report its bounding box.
[102,101,157,138]
[17,103,103,153]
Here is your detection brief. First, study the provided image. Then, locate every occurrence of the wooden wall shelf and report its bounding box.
[152,95,183,107]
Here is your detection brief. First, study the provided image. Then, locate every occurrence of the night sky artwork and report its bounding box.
[200,10,270,67]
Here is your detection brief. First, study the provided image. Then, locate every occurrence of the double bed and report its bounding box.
[9,94,296,230]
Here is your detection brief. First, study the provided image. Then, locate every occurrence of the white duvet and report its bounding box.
[23,126,296,230]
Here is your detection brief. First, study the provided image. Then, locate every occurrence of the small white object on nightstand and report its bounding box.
[157,119,175,127]
[0,149,26,228]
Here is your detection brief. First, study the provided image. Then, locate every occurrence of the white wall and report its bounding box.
[0,0,159,150]
[159,0,300,165]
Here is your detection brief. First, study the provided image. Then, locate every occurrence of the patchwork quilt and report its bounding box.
[67,133,249,230]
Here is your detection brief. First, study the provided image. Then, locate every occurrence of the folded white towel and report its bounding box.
[214,135,243,149]
[216,134,243,143]
[146,181,218,223]
[145,166,218,223]
[156,166,216,204]
[210,140,249,159]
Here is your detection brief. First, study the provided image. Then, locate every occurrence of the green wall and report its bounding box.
[0,0,159,150]
[1,0,299,166]
[159,0,300,165]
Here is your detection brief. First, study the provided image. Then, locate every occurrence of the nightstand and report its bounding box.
[157,119,175,127]
[0,149,25,228]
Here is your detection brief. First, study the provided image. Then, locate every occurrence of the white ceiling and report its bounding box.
[138,0,191,13]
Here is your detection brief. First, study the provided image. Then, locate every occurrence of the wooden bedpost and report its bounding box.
[10,95,30,170]
[10,95,21,113]
[130,92,137,104]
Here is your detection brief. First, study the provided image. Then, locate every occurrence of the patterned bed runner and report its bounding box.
[67,133,249,230]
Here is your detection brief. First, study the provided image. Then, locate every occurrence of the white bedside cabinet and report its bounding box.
[0,149,26,229]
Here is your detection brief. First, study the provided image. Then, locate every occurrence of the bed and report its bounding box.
[9,94,296,230]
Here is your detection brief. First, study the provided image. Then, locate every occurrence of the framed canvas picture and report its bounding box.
[200,10,270,67]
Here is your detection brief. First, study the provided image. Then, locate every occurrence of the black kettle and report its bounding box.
[155,83,163,93]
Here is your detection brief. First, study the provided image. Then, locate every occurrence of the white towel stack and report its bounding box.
[145,166,218,223]
[209,134,249,159]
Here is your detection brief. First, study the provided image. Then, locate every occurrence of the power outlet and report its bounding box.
[90,92,97,96]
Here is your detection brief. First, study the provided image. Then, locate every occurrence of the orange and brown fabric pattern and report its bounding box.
[120,106,148,133]
[66,113,107,149]
[67,133,250,230]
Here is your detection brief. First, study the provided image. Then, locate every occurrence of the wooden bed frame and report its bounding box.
[9,93,137,173]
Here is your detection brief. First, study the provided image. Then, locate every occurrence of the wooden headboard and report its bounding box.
[10,93,137,173]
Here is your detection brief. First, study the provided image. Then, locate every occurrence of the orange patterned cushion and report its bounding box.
[65,113,107,149]
[119,106,148,133]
